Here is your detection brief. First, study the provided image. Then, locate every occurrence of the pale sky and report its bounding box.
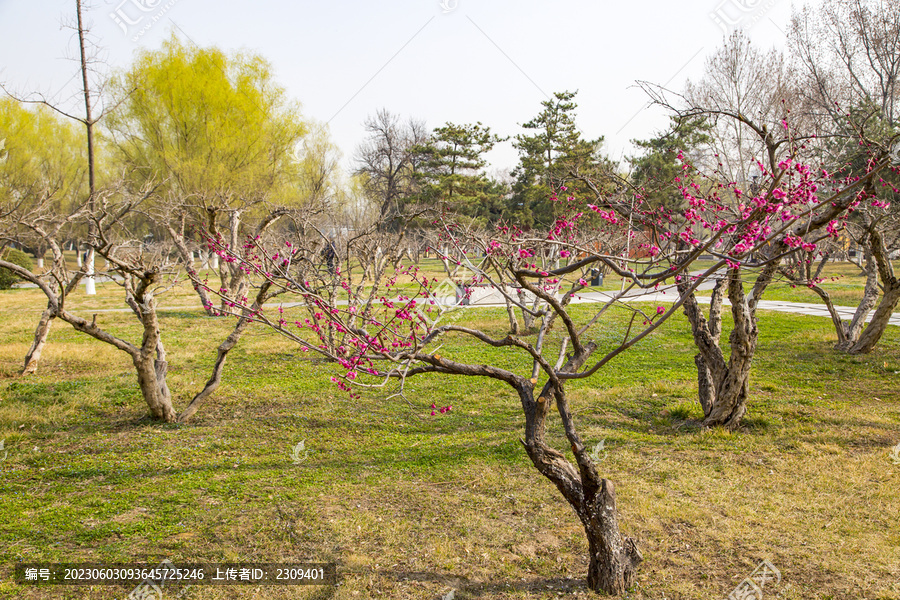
[0,0,807,175]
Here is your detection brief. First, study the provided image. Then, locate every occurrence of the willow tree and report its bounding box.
[0,99,87,374]
[105,34,309,315]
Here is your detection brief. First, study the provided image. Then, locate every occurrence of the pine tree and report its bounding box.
[415,122,506,224]
[510,91,608,228]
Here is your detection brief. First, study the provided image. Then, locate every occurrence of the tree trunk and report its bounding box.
[85,248,96,295]
[584,480,642,594]
[679,274,756,430]
[517,288,537,332]
[848,281,900,354]
[131,271,177,422]
[695,353,715,416]
[21,305,54,375]
[517,371,641,594]
[693,279,725,416]
[843,229,898,354]
[133,349,176,422]
[702,273,757,429]
[836,251,880,350]
[504,286,521,334]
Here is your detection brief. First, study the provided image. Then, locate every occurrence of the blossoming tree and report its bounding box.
[194,120,893,592]
[633,83,897,428]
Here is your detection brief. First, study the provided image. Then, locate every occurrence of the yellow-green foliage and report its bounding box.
[106,34,308,211]
[0,97,86,215]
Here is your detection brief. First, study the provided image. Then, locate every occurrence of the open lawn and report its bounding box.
[0,280,898,599]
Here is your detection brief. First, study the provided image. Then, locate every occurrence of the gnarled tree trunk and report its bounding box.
[844,230,900,354]
[516,338,641,594]
[834,250,881,350]
[133,341,176,422]
[679,270,759,430]
[847,277,900,353]
[124,271,177,422]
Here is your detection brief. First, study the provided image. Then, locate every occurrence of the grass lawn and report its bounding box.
[689,260,900,308]
[0,279,898,599]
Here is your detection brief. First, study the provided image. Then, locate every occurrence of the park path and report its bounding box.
[69,286,900,327]
[568,290,900,326]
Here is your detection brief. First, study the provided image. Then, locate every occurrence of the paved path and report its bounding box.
[567,291,900,326]
[41,265,894,327]
[67,286,900,327]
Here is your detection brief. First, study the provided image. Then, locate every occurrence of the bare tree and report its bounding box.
[354,109,428,223]
[684,31,801,189]
[0,0,113,372]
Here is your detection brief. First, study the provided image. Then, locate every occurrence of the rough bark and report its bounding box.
[846,230,900,353]
[702,272,758,428]
[679,271,758,430]
[109,268,178,422]
[133,345,175,422]
[835,250,881,349]
[120,270,177,421]
[850,282,900,352]
[517,345,641,594]
[694,280,725,415]
[678,278,727,419]
[585,480,642,594]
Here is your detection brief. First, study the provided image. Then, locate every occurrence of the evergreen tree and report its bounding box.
[510,91,608,228]
[629,115,712,210]
[415,121,506,223]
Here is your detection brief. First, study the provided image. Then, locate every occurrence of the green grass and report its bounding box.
[691,260,900,307]
[0,280,898,599]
